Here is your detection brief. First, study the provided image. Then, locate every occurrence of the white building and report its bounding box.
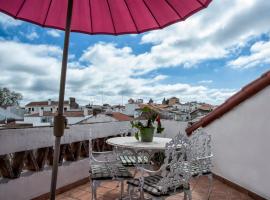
[24,109,91,126]
[0,106,24,123]
[78,112,132,124]
[122,99,143,117]
[25,97,79,114]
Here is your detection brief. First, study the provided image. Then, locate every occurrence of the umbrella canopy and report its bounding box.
[0,0,211,35]
[0,0,212,199]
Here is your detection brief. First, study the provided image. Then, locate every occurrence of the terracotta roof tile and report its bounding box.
[186,70,270,136]
[109,112,133,121]
[25,101,69,107]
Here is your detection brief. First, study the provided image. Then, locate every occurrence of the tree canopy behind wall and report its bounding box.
[0,87,23,106]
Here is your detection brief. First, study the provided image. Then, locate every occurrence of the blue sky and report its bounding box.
[0,0,269,106]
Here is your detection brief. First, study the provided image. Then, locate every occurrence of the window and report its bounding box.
[41,117,51,123]
[41,107,44,110]
[28,108,31,112]
[32,108,34,111]
[50,108,53,112]
[64,107,67,111]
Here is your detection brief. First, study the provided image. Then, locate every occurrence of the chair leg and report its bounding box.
[184,187,192,200]
[128,184,137,200]
[184,192,192,200]
[139,187,145,200]
[91,180,97,200]
[120,180,124,199]
[207,174,213,200]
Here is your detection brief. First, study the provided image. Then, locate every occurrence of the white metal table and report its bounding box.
[106,136,172,151]
[107,136,171,169]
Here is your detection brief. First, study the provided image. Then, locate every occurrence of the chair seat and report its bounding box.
[127,175,185,197]
[166,162,211,177]
[89,164,132,180]
[119,155,149,166]
[190,163,212,177]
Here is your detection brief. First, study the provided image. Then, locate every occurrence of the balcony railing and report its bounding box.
[0,120,187,200]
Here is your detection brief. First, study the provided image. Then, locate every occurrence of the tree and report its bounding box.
[0,87,23,107]
[148,98,154,104]
[162,98,167,105]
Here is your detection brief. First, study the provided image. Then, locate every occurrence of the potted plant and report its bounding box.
[131,107,164,142]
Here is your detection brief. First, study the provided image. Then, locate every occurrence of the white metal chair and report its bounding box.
[88,129,133,200]
[127,133,193,200]
[187,129,213,200]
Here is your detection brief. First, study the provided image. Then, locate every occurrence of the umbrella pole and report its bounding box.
[50,0,73,199]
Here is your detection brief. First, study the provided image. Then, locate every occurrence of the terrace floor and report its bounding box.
[54,176,254,200]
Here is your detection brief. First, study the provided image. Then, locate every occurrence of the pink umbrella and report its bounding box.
[0,0,212,199]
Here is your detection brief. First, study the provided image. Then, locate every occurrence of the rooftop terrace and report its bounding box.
[50,176,254,200]
[0,116,269,199]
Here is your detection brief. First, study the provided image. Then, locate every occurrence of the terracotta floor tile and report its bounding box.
[56,176,255,200]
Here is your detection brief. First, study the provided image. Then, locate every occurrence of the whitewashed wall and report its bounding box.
[24,116,45,126]
[204,86,270,199]
[81,114,118,123]
[66,116,85,124]
[0,120,187,200]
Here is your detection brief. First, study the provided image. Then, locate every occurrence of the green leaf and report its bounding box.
[134,132,139,140]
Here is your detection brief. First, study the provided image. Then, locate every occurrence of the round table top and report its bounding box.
[106,136,171,150]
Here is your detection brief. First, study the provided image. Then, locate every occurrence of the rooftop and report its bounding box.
[106,112,133,121]
[25,101,69,107]
[26,110,91,117]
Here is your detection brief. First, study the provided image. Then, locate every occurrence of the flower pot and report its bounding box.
[140,127,155,142]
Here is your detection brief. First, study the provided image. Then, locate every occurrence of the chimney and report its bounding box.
[39,109,43,116]
[69,97,78,109]
[48,99,52,106]
[84,108,88,116]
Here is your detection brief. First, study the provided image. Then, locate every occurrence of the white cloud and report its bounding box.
[228,40,270,69]
[26,31,39,40]
[0,40,235,106]
[0,13,22,28]
[153,75,168,81]
[47,30,61,38]
[198,80,213,84]
[139,0,270,69]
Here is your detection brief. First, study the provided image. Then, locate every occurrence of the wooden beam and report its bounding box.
[36,147,49,170]
[25,150,39,171]
[12,151,27,178]
[0,154,14,178]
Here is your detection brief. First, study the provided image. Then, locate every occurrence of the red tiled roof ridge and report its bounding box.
[25,100,69,107]
[186,70,270,136]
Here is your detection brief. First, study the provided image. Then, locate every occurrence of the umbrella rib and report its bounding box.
[142,0,160,28]
[43,0,53,26]
[88,0,93,33]
[123,0,139,33]
[196,0,207,8]
[15,0,26,18]
[106,0,116,35]
[164,0,183,20]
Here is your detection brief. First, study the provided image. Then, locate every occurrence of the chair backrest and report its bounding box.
[89,128,116,163]
[187,128,213,175]
[157,133,192,194]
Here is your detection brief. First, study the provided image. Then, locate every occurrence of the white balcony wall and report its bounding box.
[0,120,187,200]
[204,86,270,199]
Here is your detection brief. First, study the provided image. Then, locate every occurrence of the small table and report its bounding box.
[107,136,171,168]
[106,136,171,150]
